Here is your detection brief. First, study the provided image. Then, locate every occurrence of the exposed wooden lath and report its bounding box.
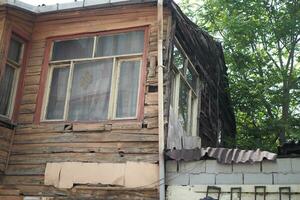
[168,1,236,147]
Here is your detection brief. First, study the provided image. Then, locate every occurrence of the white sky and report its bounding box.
[21,0,181,6]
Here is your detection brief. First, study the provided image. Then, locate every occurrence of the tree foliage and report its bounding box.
[179,0,300,151]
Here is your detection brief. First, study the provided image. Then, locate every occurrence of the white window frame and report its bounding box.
[171,38,199,136]
[0,35,24,120]
[41,32,144,122]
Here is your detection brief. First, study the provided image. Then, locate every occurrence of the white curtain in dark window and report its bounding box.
[52,37,94,61]
[95,31,144,57]
[46,67,70,120]
[116,60,140,118]
[68,59,113,121]
[0,65,15,116]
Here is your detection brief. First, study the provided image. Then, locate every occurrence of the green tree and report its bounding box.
[180,0,300,151]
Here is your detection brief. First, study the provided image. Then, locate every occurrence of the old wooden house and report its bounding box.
[0,0,235,199]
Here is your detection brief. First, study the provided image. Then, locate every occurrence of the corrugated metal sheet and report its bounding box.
[166,147,277,164]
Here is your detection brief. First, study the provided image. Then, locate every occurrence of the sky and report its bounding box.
[21,0,181,6]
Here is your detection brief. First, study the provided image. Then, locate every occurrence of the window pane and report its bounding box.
[178,79,189,132]
[0,65,16,116]
[95,31,144,57]
[173,45,184,72]
[46,67,70,120]
[68,59,113,121]
[116,60,140,118]
[52,37,94,61]
[8,38,23,63]
[186,65,197,91]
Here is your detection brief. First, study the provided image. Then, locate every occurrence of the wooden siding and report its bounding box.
[0,126,13,174]
[0,7,6,78]
[0,3,171,199]
[0,7,34,175]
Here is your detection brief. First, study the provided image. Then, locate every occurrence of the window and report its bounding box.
[43,30,145,122]
[171,40,199,136]
[0,35,24,119]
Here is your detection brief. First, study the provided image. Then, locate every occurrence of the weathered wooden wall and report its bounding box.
[0,6,34,177]
[0,6,6,78]
[0,125,13,174]
[0,3,171,199]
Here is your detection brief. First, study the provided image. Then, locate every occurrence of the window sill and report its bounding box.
[39,117,142,124]
[38,119,144,132]
[0,115,16,129]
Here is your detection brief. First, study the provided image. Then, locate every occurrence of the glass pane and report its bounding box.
[0,65,16,116]
[186,65,197,91]
[52,37,94,61]
[46,67,70,119]
[173,45,184,72]
[68,59,113,121]
[8,38,23,63]
[178,79,189,132]
[116,60,140,118]
[95,31,144,57]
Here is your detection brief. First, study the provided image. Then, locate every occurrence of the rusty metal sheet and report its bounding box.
[165,147,277,164]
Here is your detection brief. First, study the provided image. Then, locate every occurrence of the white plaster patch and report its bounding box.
[44,162,158,189]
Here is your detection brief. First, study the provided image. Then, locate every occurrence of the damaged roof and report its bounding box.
[166,147,277,164]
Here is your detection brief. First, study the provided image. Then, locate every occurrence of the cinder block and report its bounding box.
[179,161,205,173]
[262,158,292,173]
[166,161,178,173]
[216,173,243,184]
[58,1,84,10]
[206,160,232,173]
[233,163,261,173]
[166,173,190,186]
[190,173,215,185]
[291,158,300,173]
[274,173,300,184]
[84,0,109,7]
[244,173,272,184]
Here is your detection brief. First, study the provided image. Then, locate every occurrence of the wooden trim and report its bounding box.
[35,26,150,124]
[49,53,143,64]
[34,39,52,124]
[64,61,73,120]
[12,28,31,123]
[46,26,149,42]
[137,26,149,121]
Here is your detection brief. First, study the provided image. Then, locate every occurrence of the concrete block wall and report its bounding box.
[167,185,300,200]
[166,158,300,185]
[166,158,300,200]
